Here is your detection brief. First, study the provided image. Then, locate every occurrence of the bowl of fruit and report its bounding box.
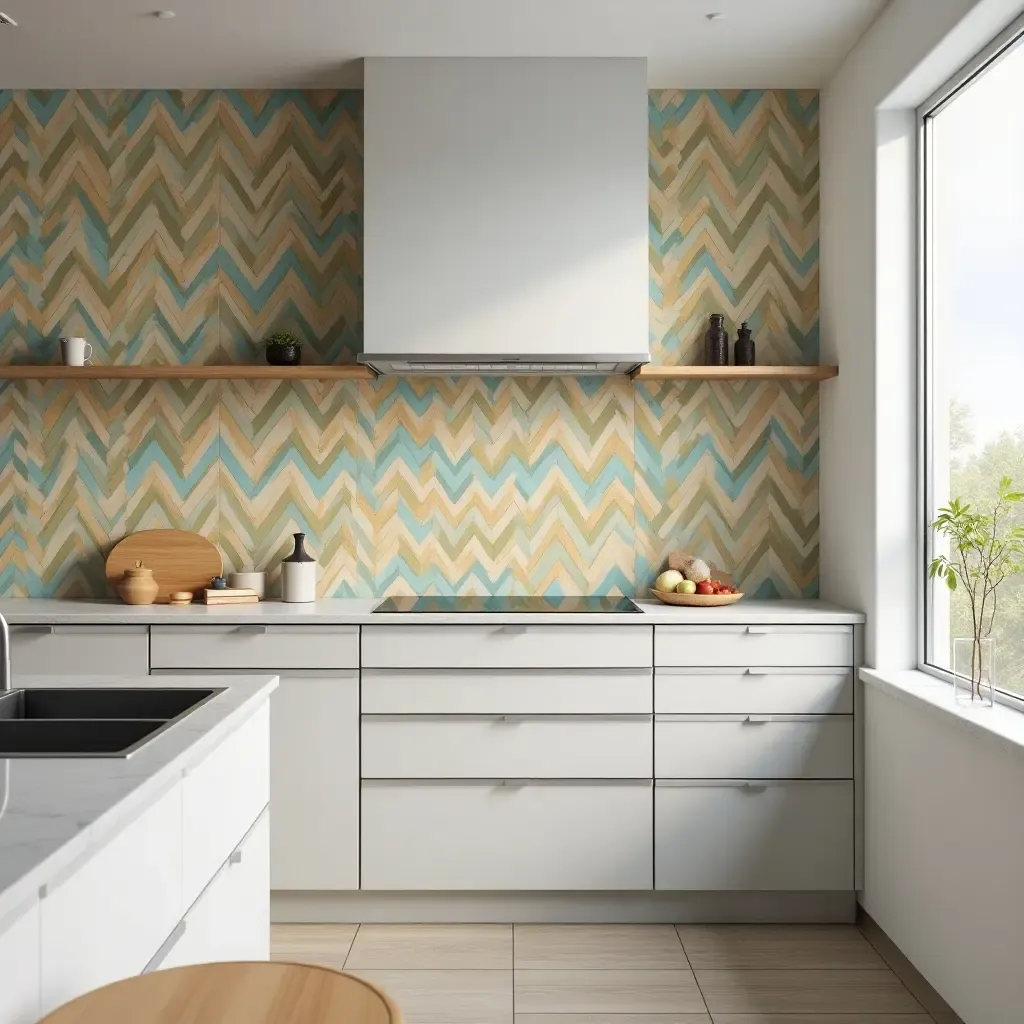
[649,555,743,607]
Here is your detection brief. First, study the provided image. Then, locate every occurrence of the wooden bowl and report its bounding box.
[649,588,744,607]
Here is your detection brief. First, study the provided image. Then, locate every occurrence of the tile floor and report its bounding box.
[270,922,957,1023]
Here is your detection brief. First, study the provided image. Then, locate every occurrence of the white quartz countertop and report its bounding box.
[0,597,864,625]
[0,674,278,926]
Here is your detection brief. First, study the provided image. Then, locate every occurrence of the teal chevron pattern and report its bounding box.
[0,89,819,598]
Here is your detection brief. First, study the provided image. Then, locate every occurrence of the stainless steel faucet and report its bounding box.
[0,612,9,693]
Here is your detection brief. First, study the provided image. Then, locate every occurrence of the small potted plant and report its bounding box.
[929,476,1024,706]
[262,331,302,366]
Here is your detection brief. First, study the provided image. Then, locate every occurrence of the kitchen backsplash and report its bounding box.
[0,89,819,598]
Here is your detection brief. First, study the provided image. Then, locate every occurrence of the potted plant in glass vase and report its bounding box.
[929,476,1024,706]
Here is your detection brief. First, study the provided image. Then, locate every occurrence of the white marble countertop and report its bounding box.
[0,673,278,926]
[0,597,864,625]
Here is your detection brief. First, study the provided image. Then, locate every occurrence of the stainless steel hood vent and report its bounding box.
[362,58,650,378]
[359,354,647,376]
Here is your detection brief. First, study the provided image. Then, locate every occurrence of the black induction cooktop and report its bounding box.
[372,596,642,614]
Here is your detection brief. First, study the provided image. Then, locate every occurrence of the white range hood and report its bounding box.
[360,58,650,376]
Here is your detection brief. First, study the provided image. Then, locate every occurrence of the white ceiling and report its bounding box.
[0,0,888,89]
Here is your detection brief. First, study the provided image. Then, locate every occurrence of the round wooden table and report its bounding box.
[38,962,402,1024]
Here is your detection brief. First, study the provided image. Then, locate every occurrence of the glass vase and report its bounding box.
[952,637,995,707]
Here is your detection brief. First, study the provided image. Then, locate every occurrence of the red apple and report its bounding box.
[696,580,715,595]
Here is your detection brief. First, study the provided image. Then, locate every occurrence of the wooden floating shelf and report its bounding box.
[0,364,376,381]
[631,364,839,381]
[0,364,838,383]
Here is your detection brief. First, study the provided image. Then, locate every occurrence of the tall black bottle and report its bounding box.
[704,313,728,366]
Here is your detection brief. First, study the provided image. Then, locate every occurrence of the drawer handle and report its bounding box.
[745,626,773,635]
[229,849,243,865]
[14,625,55,635]
[495,625,529,636]
[744,714,773,724]
[744,669,771,677]
[236,624,268,635]
[739,782,768,794]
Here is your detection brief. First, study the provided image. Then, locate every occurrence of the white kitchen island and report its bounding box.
[0,673,276,1024]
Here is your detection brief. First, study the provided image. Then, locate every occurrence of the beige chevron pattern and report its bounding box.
[0,89,820,598]
[635,380,818,596]
[649,89,819,365]
[219,379,374,596]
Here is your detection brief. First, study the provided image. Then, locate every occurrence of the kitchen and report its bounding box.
[1,2,1023,1023]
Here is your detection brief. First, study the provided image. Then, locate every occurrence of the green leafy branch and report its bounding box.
[929,476,1024,687]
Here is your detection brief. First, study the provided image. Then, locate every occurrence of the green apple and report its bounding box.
[676,579,697,595]
[654,569,684,592]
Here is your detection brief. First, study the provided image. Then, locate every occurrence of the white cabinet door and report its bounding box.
[362,714,652,779]
[0,900,41,1024]
[158,809,270,971]
[181,702,270,908]
[10,625,149,675]
[655,780,854,891]
[272,673,359,890]
[362,625,652,669]
[40,784,183,1014]
[655,715,853,779]
[362,780,653,890]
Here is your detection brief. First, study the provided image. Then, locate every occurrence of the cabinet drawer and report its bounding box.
[157,809,270,971]
[150,625,358,670]
[362,715,652,779]
[655,625,852,668]
[656,668,853,715]
[11,625,148,675]
[655,780,853,890]
[362,780,653,890]
[655,715,852,779]
[362,625,652,669]
[363,668,652,714]
[40,784,183,1014]
[182,702,270,908]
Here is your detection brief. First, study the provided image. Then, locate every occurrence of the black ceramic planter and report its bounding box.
[265,343,301,366]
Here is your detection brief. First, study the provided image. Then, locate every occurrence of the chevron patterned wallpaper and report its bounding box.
[0,89,819,599]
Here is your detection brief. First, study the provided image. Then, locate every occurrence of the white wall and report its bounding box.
[821,3,1024,1020]
[864,685,1024,1022]
[819,0,1022,667]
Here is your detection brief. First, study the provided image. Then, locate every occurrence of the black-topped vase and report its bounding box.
[281,532,317,603]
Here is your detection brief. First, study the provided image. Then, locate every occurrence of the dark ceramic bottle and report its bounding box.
[704,313,728,366]
[734,321,755,366]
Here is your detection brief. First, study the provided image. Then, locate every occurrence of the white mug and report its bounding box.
[60,337,93,366]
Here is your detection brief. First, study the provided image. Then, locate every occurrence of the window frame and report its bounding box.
[917,11,1024,710]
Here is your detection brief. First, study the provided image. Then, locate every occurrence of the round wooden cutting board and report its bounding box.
[105,529,223,603]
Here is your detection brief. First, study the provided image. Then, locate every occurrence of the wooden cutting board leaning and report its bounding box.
[106,530,223,603]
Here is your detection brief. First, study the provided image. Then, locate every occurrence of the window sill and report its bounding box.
[860,667,1024,759]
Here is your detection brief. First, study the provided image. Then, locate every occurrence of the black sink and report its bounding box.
[0,719,164,755]
[0,687,222,758]
[0,687,215,721]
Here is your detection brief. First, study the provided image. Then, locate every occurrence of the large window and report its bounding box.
[921,17,1024,697]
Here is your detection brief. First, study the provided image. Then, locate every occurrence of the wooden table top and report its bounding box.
[39,962,402,1024]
